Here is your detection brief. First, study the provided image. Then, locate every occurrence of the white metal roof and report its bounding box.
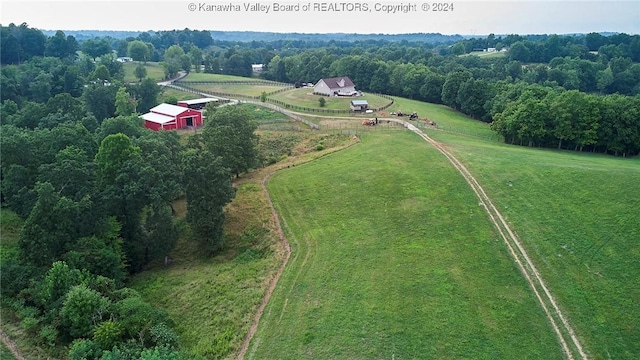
[150,103,191,117]
[351,100,368,105]
[140,112,177,125]
[177,98,219,105]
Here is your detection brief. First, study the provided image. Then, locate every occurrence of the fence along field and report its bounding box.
[248,131,564,359]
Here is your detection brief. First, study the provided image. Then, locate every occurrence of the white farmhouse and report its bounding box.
[314,76,356,96]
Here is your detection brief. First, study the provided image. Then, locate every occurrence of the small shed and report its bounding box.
[141,103,203,131]
[177,98,219,110]
[350,100,369,111]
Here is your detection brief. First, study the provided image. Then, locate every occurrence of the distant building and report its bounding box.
[314,76,356,96]
[350,100,369,111]
[117,57,133,62]
[141,103,203,131]
[487,48,497,53]
[252,64,264,72]
[177,97,219,110]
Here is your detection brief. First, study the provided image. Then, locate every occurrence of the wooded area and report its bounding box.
[1,24,260,359]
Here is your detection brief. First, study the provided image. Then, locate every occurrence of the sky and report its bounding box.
[1,0,638,35]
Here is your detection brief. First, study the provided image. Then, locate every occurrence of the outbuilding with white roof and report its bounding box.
[140,103,203,131]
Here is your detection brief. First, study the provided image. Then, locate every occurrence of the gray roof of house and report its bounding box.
[319,76,355,89]
[351,100,368,105]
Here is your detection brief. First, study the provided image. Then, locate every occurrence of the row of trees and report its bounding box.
[489,85,640,156]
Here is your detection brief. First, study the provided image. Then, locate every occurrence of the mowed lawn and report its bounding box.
[248,131,563,359]
[432,132,640,358]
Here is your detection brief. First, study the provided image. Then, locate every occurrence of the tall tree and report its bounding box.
[441,70,472,110]
[115,87,136,116]
[182,147,235,253]
[202,105,259,177]
[81,38,112,60]
[128,40,151,63]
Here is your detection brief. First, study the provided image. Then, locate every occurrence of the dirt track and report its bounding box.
[1,329,26,360]
[234,113,588,359]
[158,84,587,359]
[398,120,588,360]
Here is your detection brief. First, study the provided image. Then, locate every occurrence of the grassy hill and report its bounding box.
[248,131,563,359]
[430,132,640,358]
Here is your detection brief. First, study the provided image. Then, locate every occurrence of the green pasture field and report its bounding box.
[462,51,507,59]
[268,88,393,111]
[122,61,166,82]
[187,84,285,97]
[248,131,563,359]
[158,87,202,103]
[182,73,266,82]
[387,98,499,140]
[428,131,640,359]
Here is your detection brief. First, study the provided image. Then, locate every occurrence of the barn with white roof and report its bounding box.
[140,103,203,131]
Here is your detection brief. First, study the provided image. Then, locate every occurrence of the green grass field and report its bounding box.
[388,98,499,140]
[186,84,286,97]
[248,131,563,359]
[182,73,265,82]
[429,132,640,358]
[122,62,166,82]
[462,51,507,59]
[268,88,392,111]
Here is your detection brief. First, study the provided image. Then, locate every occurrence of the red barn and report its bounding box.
[141,103,203,131]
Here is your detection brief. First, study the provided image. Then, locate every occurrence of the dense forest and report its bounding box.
[1,24,260,359]
[1,22,639,359]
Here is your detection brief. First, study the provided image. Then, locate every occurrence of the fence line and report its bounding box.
[178,80,293,87]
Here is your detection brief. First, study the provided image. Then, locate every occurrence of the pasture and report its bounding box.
[429,132,640,358]
[462,51,507,59]
[247,131,563,359]
[182,73,267,82]
[268,88,392,111]
[122,61,165,82]
[185,83,286,97]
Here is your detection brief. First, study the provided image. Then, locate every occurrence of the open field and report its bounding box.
[186,83,286,97]
[158,87,203,103]
[386,98,499,140]
[268,88,393,111]
[182,73,266,82]
[462,51,507,58]
[248,131,563,359]
[122,61,166,82]
[428,131,640,359]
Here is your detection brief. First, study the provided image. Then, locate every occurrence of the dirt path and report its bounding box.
[168,89,586,359]
[398,120,588,360]
[1,329,26,360]
[236,171,291,360]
